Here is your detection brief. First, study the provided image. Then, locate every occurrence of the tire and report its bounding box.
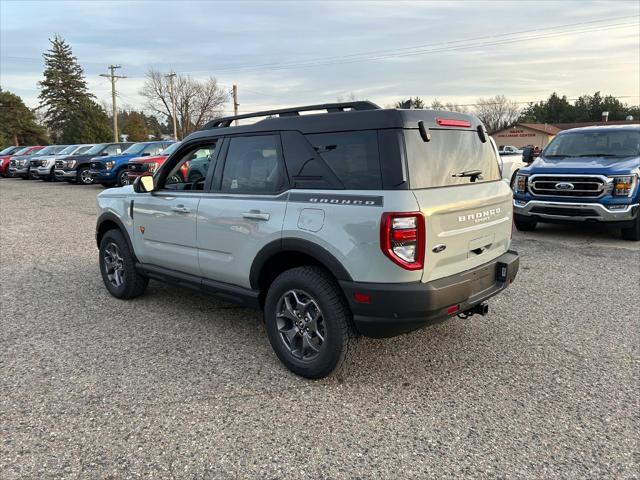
[621,215,640,241]
[77,166,94,185]
[116,168,129,187]
[99,229,148,299]
[264,266,357,379]
[514,215,537,231]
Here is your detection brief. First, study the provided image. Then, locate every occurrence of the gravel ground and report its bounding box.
[1,178,638,479]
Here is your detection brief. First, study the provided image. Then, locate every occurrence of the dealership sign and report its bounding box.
[496,128,536,138]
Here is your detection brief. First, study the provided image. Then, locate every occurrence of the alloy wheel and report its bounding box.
[276,289,326,360]
[80,169,94,185]
[119,170,130,186]
[103,242,125,288]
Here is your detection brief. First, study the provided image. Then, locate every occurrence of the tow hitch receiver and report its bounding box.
[457,302,489,319]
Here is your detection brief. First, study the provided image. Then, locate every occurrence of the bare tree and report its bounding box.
[140,69,229,139]
[474,95,519,132]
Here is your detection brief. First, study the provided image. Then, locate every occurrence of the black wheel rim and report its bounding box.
[276,289,326,360]
[120,170,130,185]
[103,242,125,288]
[80,169,93,184]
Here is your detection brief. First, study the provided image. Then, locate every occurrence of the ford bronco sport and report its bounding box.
[95,102,519,378]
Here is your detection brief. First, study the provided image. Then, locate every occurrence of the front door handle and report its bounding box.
[171,205,191,213]
[242,210,270,221]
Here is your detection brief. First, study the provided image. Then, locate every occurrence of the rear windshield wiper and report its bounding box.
[452,169,483,182]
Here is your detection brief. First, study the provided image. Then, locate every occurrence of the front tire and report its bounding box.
[77,166,94,185]
[621,215,640,241]
[117,168,129,187]
[99,229,148,299]
[264,266,357,379]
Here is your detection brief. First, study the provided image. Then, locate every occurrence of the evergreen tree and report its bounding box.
[122,111,149,141]
[38,35,94,140]
[395,97,425,109]
[60,99,111,144]
[0,88,49,146]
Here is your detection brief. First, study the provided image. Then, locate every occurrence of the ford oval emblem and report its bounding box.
[432,244,447,253]
[555,182,575,191]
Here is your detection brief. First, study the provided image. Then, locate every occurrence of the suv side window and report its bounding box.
[164,143,218,191]
[305,130,382,190]
[221,135,284,194]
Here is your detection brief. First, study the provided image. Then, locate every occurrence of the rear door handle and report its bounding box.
[171,205,191,213]
[242,211,270,221]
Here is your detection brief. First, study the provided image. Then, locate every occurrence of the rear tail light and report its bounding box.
[380,212,425,270]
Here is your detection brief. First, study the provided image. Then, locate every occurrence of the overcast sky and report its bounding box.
[1,0,638,115]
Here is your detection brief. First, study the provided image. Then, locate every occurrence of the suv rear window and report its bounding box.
[404,129,501,189]
[305,130,382,190]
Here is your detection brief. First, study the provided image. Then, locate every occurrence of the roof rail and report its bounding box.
[201,101,381,130]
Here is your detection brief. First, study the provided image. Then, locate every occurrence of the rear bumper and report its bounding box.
[514,199,639,224]
[340,250,519,338]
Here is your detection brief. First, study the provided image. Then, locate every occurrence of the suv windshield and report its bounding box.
[543,130,640,158]
[405,129,501,188]
[73,145,94,154]
[36,145,64,156]
[123,143,147,155]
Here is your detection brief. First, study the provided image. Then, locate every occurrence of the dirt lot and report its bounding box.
[1,178,638,479]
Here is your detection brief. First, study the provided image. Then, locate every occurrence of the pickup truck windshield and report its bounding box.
[123,143,147,155]
[543,130,640,158]
[405,129,501,188]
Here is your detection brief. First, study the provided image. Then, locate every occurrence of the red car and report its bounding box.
[0,146,37,177]
[125,141,181,185]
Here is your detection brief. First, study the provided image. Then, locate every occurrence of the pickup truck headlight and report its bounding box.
[67,160,76,169]
[611,175,635,197]
[515,174,528,193]
[105,161,114,170]
[147,162,159,173]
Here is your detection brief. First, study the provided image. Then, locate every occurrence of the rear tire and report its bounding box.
[99,229,148,299]
[264,266,357,379]
[514,215,537,231]
[621,215,640,241]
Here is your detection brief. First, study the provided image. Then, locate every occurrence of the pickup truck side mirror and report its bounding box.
[522,147,534,164]
[141,152,151,157]
[133,175,155,193]
[101,151,110,156]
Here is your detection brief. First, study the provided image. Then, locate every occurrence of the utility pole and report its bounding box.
[165,72,179,141]
[232,84,239,126]
[99,65,127,143]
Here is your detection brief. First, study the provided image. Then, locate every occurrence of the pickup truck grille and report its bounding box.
[128,163,146,172]
[529,175,609,198]
[30,159,43,167]
[529,206,599,217]
[90,161,102,169]
[55,160,65,169]
[9,159,17,167]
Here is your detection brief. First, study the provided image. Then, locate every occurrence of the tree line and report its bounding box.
[1,35,229,147]
[1,34,638,147]
[395,92,639,133]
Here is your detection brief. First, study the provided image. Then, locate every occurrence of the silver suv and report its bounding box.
[96,102,519,378]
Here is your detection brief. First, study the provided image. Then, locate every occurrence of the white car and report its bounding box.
[498,145,523,155]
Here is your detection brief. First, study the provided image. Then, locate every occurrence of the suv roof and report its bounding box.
[191,101,482,139]
[556,124,640,135]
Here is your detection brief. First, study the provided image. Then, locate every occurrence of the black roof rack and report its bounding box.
[201,101,381,130]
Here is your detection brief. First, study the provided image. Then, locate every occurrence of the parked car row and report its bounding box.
[0,141,175,187]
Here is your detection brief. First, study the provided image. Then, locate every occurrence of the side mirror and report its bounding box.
[522,147,534,164]
[141,152,151,157]
[133,175,155,193]
[101,151,109,156]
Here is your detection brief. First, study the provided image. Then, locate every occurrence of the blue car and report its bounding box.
[89,141,174,187]
[513,125,640,240]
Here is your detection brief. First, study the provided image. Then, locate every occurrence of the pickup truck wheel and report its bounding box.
[99,229,148,299]
[621,215,640,241]
[514,215,537,231]
[77,167,94,185]
[264,266,357,379]
[116,169,130,187]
